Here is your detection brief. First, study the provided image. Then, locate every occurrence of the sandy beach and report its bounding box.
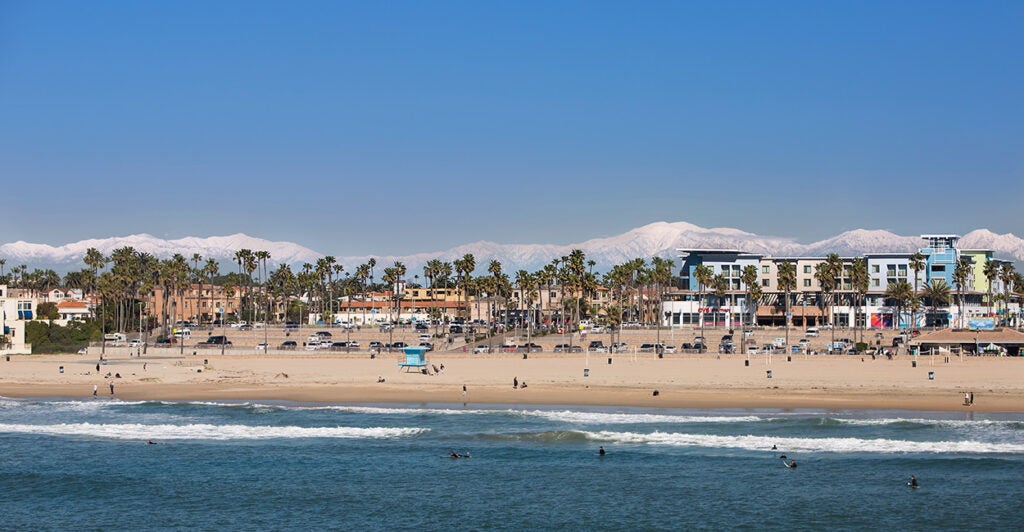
[2,347,1023,411]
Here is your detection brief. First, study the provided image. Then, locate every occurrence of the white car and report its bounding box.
[255,343,269,351]
[474,345,491,354]
[77,347,89,355]
[418,334,432,343]
[129,339,145,348]
[663,345,677,354]
[230,321,247,328]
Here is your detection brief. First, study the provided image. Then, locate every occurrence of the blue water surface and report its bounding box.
[1,398,1021,530]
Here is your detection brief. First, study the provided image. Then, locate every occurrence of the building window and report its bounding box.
[872,279,880,287]
[872,265,880,273]
[762,279,770,287]
[762,265,770,274]
[803,279,812,287]
[803,265,812,274]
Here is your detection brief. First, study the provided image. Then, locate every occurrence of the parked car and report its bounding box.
[315,331,333,339]
[473,345,491,354]
[611,342,627,353]
[77,347,89,355]
[805,328,820,337]
[419,342,434,352]
[368,341,384,350]
[279,341,298,350]
[517,343,542,353]
[720,334,733,343]
[415,323,429,331]
[230,321,247,328]
[663,345,677,354]
[588,341,606,352]
[554,344,583,353]
[256,342,269,351]
[129,339,145,348]
[199,335,231,347]
[347,341,361,349]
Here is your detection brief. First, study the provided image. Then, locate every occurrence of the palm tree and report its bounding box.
[983,259,999,318]
[885,280,913,331]
[693,264,714,338]
[204,258,220,325]
[952,258,972,328]
[814,254,843,346]
[776,261,796,344]
[922,279,951,329]
[711,274,728,331]
[740,265,758,353]
[908,252,926,330]
[998,263,1017,326]
[849,258,869,344]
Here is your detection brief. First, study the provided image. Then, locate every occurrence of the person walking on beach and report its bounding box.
[109,382,114,395]
[462,384,467,397]
[93,384,98,396]
[513,377,518,389]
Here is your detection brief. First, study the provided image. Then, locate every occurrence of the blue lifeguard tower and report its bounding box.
[398,346,428,372]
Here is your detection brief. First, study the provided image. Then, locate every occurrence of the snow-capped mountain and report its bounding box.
[2,223,1021,274]
[0,234,322,268]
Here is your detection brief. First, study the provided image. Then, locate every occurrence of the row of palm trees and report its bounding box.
[3,247,1021,340]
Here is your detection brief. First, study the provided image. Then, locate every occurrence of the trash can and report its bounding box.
[912,360,917,368]
[658,353,664,359]
[59,366,64,374]
[767,370,773,379]
[584,368,590,377]
[928,371,934,380]
[744,359,749,367]
[787,356,792,362]
[523,353,528,360]
[608,358,612,365]
[203,359,208,365]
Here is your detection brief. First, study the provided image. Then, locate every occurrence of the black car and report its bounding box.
[200,335,231,346]
[279,341,298,350]
[449,325,464,334]
[415,323,429,331]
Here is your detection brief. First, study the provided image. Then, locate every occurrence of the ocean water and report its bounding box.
[1,398,1022,530]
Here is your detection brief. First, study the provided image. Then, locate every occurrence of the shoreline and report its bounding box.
[2,351,1022,412]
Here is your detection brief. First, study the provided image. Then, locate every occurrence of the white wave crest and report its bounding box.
[583,430,1024,454]
[0,423,428,441]
[525,410,764,425]
[832,417,1023,429]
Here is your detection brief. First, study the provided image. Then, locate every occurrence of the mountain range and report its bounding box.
[2,222,1022,274]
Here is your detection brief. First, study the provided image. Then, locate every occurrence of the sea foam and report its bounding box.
[582,430,1024,454]
[0,422,428,441]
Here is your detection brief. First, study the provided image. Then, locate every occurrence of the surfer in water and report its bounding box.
[449,451,461,458]
[909,475,918,488]
[785,459,797,468]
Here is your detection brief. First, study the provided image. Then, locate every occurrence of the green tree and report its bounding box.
[885,279,913,331]
[952,258,972,328]
[694,264,714,337]
[921,279,951,329]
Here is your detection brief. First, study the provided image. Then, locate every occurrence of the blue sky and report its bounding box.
[2,1,1021,255]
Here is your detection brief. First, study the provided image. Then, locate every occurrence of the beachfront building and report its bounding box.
[920,234,960,288]
[0,284,34,354]
[665,236,1019,330]
[147,284,245,325]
